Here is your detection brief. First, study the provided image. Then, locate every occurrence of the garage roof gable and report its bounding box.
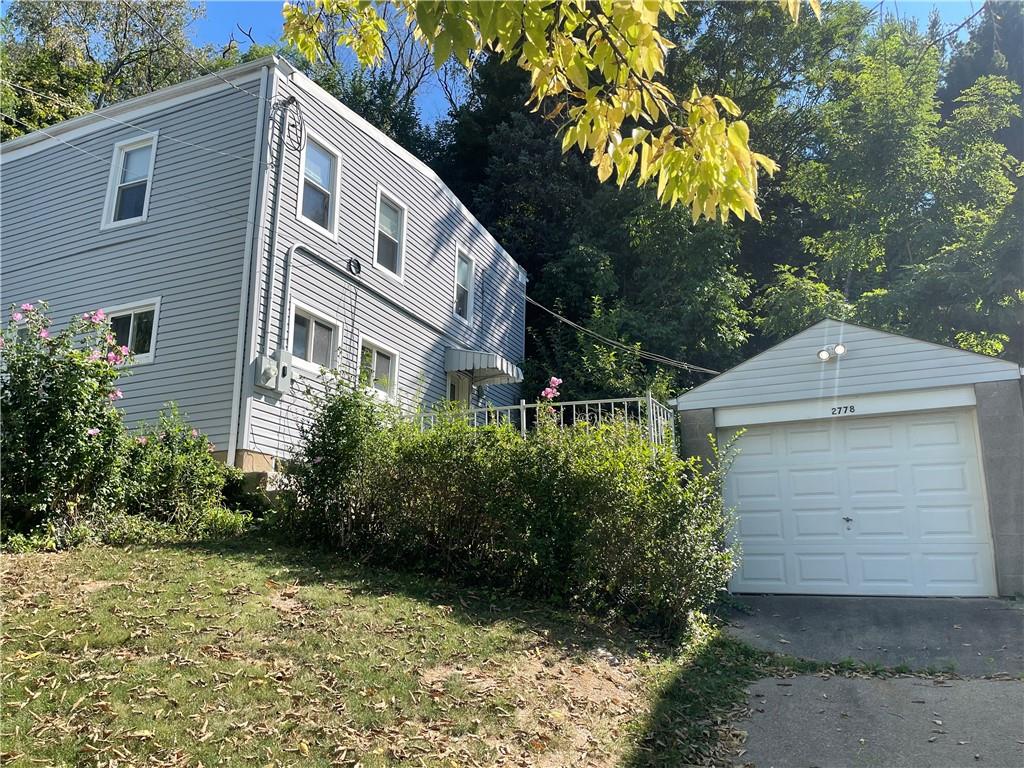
[671,318,1021,411]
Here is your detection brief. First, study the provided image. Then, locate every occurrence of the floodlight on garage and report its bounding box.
[817,343,848,361]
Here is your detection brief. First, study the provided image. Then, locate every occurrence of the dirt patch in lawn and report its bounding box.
[78,579,126,593]
[420,649,642,767]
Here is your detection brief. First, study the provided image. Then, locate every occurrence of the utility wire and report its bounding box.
[525,296,720,375]
[2,79,265,166]
[120,0,271,104]
[0,111,108,162]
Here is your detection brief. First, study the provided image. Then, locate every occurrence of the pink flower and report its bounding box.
[91,309,106,323]
[11,312,22,322]
[0,338,5,349]
[86,427,100,436]
[541,387,555,399]
[89,349,101,361]
[105,333,115,344]
[120,345,129,355]
[38,329,49,339]
[20,303,33,312]
[107,352,117,363]
[82,313,90,320]
[549,377,563,387]
[191,428,199,438]
[109,389,123,401]
[136,436,148,445]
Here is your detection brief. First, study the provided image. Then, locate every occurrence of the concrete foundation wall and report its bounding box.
[974,380,1024,596]
[679,407,717,472]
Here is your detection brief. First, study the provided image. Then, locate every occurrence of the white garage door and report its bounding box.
[724,408,997,596]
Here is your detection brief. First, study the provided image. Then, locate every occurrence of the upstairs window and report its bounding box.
[106,298,160,364]
[454,248,475,321]
[103,134,157,228]
[375,191,406,277]
[359,338,397,397]
[299,138,337,234]
[291,306,335,369]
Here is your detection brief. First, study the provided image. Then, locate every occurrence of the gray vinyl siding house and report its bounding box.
[0,56,527,469]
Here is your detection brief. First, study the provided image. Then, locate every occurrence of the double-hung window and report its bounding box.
[375,191,406,276]
[107,299,160,364]
[299,138,338,234]
[454,248,475,322]
[103,134,157,227]
[291,306,335,369]
[359,339,398,397]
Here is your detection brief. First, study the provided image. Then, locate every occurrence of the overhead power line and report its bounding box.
[120,0,271,105]
[2,79,266,166]
[525,296,720,375]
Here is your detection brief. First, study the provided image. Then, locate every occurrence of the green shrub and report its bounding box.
[123,406,228,532]
[1,304,250,549]
[278,382,736,632]
[1,302,130,537]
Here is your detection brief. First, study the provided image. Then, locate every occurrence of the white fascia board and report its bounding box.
[713,385,977,428]
[0,57,277,164]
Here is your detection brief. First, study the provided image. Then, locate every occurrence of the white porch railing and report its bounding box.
[418,392,676,448]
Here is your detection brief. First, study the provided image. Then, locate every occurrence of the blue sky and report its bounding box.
[191,1,984,122]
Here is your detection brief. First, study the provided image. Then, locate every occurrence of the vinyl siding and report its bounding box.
[0,77,263,449]
[242,70,525,457]
[673,319,1021,411]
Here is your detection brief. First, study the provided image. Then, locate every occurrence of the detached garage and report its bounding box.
[672,319,1024,598]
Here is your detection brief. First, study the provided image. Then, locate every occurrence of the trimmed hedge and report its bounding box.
[277,380,736,631]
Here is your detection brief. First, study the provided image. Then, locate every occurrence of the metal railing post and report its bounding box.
[519,399,527,437]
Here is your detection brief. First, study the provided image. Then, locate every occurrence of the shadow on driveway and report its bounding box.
[724,594,1024,677]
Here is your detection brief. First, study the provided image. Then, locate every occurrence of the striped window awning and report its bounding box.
[445,347,523,385]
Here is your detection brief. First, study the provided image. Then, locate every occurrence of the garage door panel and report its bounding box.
[858,554,914,588]
[737,510,784,539]
[737,554,788,587]
[854,507,911,538]
[785,426,833,455]
[919,505,979,538]
[848,465,902,496]
[790,468,841,498]
[795,553,850,587]
[793,509,845,539]
[912,462,970,494]
[726,409,996,597]
[845,423,896,452]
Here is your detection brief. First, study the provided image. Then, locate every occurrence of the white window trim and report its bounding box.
[288,299,340,376]
[295,129,341,240]
[102,296,162,365]
[356,333,400,401]
[100,132,159,230]
[372,185,408,282]
[453,244,476,325]
[447,372,472,405]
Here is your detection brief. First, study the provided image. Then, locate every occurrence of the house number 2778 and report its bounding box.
[831,405,856,415]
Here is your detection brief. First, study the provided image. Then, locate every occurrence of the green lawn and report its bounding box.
[0,539,797,767]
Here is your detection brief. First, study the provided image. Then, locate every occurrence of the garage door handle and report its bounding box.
[842,516,853,523]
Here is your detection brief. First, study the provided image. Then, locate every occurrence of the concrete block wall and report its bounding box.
[974,379,1024,596]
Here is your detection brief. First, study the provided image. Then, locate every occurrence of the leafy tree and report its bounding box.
[283,0,825,221]
[763,20,1022,358]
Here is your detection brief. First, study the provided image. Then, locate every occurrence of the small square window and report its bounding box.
[299,139,338,233]
[291,308,335,368]
[359,340,397,396]
[103,135,157,228]
[106,302,159,363]
[375,193,405,276]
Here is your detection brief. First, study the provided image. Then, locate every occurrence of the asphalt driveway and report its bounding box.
[725,595,1024,677]
[724,595,1024,767]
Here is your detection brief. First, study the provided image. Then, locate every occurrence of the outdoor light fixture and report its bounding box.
[817,343,848,362]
